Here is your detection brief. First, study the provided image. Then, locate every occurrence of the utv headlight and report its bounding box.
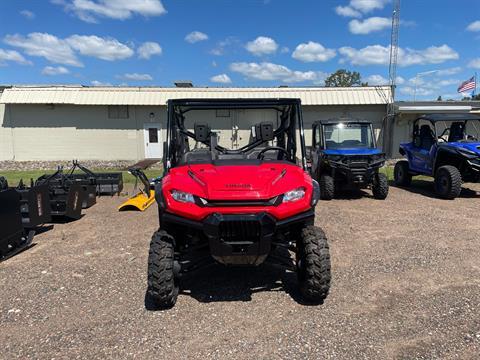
[283,187,305,203]
[311,180,320,207]
[170,190,195,204]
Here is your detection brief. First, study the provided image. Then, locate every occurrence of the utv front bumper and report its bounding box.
[328,158,385,187]
[161,210,314,266]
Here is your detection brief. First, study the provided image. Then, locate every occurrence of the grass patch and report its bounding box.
[1,169,163,186]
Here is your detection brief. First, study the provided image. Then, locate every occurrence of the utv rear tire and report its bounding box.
[147,230,179,309]
[372,173,389,200]
[319,174,334,200]
[434,165,462,199]
[297,226,331,303]
[394,160,412,186]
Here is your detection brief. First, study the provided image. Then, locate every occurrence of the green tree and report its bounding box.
[437,95,443,101]
[324,69,368,87]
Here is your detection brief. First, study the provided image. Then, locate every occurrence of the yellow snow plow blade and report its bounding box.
[118,190,155,211]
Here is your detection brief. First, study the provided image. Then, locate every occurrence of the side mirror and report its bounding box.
[254,122,274,142]
[194,123,210,142]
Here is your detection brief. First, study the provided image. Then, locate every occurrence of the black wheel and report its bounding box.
[296,226,331,303]
[147,230,179,309]
[394,160,412,186]
[319,174,334,200]
[434,165,462,199]
[372,173,389,200]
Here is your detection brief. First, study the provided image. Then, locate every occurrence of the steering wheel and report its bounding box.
[257,146,290,161]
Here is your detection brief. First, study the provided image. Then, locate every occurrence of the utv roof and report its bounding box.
[168,98,301,109]
[417,113,480,122]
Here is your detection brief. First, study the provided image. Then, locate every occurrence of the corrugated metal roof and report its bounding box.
[0,86,392,106]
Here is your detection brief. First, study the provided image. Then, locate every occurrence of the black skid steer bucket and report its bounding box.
[16,180,52,228]
[36,169,85,220]
[68,161,123,196]
[0,180,34,261]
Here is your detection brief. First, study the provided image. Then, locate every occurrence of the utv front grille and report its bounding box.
[218,220,262,244]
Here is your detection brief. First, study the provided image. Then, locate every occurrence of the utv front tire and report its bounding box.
[394,160,412,186]
[434,165,462,199]
[147,230,179,309]
[372,173,389,200]
[319,174,334,200]
[297,226,331,303]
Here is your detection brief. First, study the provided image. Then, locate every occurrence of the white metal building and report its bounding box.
[0,85,392,161]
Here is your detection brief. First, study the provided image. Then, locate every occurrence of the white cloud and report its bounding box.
[365,74,388,85]
[339,45,389,66]
[118,73,153,81]
[335,6,361,18]
[292,41,336,62]
[4,32,82,67]
[91,80,112,86]
[41,66,70,75]
[350,0,389,13]
[66,35,133,61]
[137,41,162,59]
[396,76,405,84]
[466,20,480,32]
[185,31,209,44]
[335,0,389,18]
[210,74,232,84]
[229,61,327,84]
[349,17,391,34]
[468,58,480,69]
[53,0,166,23]
[0,49,32,65]
[339,44,459,66]
[20,10,35,19]
[280,46,290,54]
[245,36,278,56]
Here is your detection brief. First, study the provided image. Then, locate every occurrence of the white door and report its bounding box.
[144,123,162,159]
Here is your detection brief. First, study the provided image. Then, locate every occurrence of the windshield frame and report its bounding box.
[321,121,376,150]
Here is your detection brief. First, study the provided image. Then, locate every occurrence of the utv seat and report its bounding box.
[419,125,435,150]
[448,122,465,142]
[181,150,212,164]
[247,148,281,160]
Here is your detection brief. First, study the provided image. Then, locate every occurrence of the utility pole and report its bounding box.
[385,0,400,157]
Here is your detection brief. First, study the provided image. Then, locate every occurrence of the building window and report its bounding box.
[108,105,129,119]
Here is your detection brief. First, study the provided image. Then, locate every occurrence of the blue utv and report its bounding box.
[310,119,388,200]
[394,113,480,199]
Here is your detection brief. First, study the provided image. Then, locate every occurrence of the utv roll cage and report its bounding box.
[163,98,307,171]
[412,113,480,142]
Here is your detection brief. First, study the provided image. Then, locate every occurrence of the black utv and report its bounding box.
[309,119,389,200]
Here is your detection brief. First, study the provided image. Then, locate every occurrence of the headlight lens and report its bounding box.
[283,187,305,203]
[170,190,195,203]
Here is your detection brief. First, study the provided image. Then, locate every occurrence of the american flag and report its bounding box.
[457,76,476,93]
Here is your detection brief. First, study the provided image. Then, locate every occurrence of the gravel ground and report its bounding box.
[1,181,480,359]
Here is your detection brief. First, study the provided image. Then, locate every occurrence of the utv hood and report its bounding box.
[160,162,315,221]
[441,142,480,156]
[323,148,382,156]
[164,162,311,200]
